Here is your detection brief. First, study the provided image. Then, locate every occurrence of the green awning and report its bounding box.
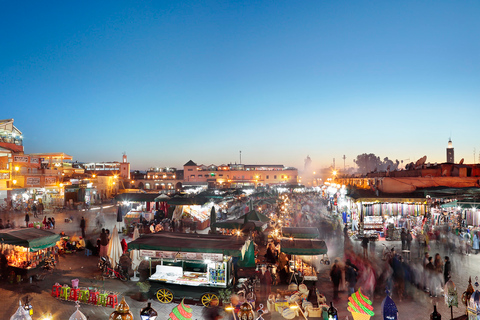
[282,227,320,239]
[128,232,247,257]
[0,229,60,252]
[280,238,328,255]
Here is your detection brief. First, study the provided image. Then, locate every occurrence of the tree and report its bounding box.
[354,154,399,174]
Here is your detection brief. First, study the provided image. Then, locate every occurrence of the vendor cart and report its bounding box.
[280,238,328,283]
[0,228,60,281]
[128,232,250,307]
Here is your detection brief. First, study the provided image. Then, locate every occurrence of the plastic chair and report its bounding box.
[69,288,80,301]
[106,293,118,308]
[60,286,71,300]
[51,283,62,297]
[97,292,108,306]
[88,291,99,305]
[79,289,89,303]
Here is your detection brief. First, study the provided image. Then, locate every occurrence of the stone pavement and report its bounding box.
[0,206,478,319]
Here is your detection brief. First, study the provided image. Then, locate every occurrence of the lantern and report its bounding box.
[109,297,134,320]
[467,285,480,320]
[444,279,458,320]
[69,302,87,320]
[10,300,32,320]
[431,305,441,320]
[381,290,398,320]
[328,302,338,320]
[462,276,475,310]
[237,302,254,320]
[140,302,158,320]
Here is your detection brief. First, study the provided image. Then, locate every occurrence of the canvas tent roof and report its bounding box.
[238,210,270,222]
[280,238,327,255]
[128,232,247,257]
[115,193,160,202]
[0,228,60,252]
[212,219,267,232]
[282,227,320,239]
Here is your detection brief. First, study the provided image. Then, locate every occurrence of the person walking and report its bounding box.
[444,256,451,284]
[25,212,30,228]
[473,232,479,254]
[330,258,342,301]
[80,217,86,239]
[345,259,358,295]
[259,265,272,303]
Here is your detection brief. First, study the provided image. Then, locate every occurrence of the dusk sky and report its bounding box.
[2,1,479,171]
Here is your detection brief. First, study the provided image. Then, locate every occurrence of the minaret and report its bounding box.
[446,139,454,163]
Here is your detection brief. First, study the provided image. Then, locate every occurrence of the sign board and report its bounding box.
[45,177,57,185]
[14,156,29,163]
[30,158,39,164]
[139,250,223,261]
[26,177,41,186]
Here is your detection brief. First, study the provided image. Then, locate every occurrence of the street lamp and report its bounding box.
[140,302,158,320]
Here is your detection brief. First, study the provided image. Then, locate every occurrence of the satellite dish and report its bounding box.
[415,156,427,167]
[459,158,464,164]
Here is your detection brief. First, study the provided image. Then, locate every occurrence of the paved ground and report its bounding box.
[0,206,477,319]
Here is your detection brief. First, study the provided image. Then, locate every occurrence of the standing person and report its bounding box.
[425,257,436,297]
[25,212,30,228]
[474,232,480,254]
[80,217,86,239]
[38,201,43,215]
[330,258,342,301]
[32,203,37,218]
[361,236,369,258]
[444,256,451,284]
[401,228,407,250]
[406,229,413,251]
[51,217,55,229]
[99,228,109,257]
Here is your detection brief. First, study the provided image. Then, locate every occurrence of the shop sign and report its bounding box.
[30,158,39,164]
[45,177,56,185]
[14,156,29,163]
[26,177,41,186]
[0,172,10,180]
[140,250,156,257]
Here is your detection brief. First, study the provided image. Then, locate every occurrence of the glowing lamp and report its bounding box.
[140,302,158,320]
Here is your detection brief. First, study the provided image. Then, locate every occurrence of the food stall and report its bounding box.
[128,232,249,307]
[280,238,328,282]
[0,229,60,280]
[281,227,320,239]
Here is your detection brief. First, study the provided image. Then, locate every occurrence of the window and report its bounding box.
[219,174,223,177]
[190,175,195,178]
[188,169,193,171]
[266,175,269,179]
[274,175,277,179]
[198,175,203,177]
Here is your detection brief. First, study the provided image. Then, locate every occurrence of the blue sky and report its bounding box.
[2,1,479,170]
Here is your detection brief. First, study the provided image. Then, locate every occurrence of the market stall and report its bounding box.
[128,232,250,307]
[281,227,320,239]
[168,197,213,230]
[280,238,328,282]
[0,228,60,280]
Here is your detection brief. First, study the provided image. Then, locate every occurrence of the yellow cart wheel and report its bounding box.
[156,288,174,303]
[201,293,219,308]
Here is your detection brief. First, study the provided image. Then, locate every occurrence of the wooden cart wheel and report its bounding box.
[156,288,174,303]
[201,293,219,308]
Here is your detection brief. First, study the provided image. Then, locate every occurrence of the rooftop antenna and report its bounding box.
[343,155,346,171]
[240,150,242,164]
